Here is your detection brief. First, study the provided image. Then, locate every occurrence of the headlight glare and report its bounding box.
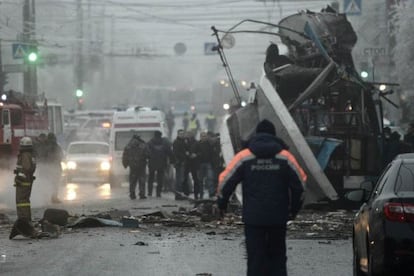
[67,161,77,170]
[100,161,111,171]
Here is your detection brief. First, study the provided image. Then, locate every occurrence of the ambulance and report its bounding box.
[109,106,168,187]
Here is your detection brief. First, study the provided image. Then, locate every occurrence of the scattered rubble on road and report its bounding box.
[0,201,356,240]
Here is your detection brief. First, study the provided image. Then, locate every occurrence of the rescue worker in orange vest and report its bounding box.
[217,119,306,276]
[9,137,38,239]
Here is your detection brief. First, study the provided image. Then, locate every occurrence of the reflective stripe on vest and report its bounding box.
[15,181,31,186]
[16,202,31,208]
[189,119,197,130]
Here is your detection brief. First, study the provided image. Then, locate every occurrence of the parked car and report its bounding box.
[347,153,414,275]
[62,141,112,185]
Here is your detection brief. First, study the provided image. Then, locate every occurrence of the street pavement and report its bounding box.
[0,183,352,276]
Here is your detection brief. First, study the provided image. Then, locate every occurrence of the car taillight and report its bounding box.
[384,202,414,222]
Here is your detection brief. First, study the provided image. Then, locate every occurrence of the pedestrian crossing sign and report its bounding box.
[344,0,362,15]
[12,43,28,59]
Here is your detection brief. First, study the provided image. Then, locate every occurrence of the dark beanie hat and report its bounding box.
[256,119,276,135]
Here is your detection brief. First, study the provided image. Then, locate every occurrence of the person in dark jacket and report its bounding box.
[264,43,293,71]
[383,131,412,167]
[184,130,201,199]
[44,132,64,204]
[208,132,225,196]
[217,119,306,276]
[404,122,414,151]
[182,112,189,132]
[122,134,149,199]
[147,131,174,197]
[173,129,190,199]
[193,131,216,198]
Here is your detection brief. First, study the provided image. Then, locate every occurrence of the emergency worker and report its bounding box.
[44,132,64,204]
[217,119,306,276]
[204,111,217,133]
[9,137,38,239]
[173,129,190,199]
[147,131,174,197]
[188,113,200,136]
[122,134,149,199]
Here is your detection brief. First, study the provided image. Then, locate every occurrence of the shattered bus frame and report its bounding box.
[216,6,392,204]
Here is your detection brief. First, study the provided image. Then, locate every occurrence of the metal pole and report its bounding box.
[22,0,37,96]
[30,0,37,96]
[76,0,84,110]
[23,0,31,95]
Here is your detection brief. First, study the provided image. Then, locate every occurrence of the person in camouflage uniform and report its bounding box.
[123,134,149,199]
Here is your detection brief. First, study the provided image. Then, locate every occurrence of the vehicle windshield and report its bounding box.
[395,163,414,192]
[82,118,112,129]
[115,131,154,151]
[68,143,109,155]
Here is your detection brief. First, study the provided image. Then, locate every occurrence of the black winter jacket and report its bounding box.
[172,137,188,165]
[147,137,173,169]
[217,133,306,225]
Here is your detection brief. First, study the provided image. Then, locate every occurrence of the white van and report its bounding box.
[109,107,168,187]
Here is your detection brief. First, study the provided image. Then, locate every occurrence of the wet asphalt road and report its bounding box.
[0,182,352,276]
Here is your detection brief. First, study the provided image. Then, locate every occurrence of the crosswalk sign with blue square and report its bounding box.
[344,0,362,15]
[12,43,28,59]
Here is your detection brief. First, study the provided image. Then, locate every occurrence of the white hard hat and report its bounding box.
[20,137,33,147]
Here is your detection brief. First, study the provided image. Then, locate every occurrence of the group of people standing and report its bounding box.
[122,128,224,201]
[124,110,222,200]
[173,129,224,200]
[122,130,173,199]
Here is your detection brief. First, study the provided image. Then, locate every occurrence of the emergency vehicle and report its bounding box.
[108,106,168,187]
[0,91,49,163]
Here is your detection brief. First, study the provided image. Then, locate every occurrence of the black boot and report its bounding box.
[9,225,19,240]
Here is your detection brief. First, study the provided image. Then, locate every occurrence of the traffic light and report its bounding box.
[75,89,84,98]
[0,71,8,91]
[75,88,84,110]
[359,62,372,80]
[77,97,84,110]
[25,46,39,64]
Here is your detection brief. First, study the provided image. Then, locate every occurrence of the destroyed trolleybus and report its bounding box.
[215,6,391,204]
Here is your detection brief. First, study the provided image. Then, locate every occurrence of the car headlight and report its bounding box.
[61,162,67,171]
[100,161,111,171]
[66,161,77,170]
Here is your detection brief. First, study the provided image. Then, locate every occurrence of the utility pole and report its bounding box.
[23,0,37,96]
[75,0,84,110]
[0,39,7,92]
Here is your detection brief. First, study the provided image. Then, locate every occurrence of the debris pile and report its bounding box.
[287,209,355,239]
[1,203,356,240]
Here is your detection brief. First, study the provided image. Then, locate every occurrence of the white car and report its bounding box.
[62,141,112,185]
